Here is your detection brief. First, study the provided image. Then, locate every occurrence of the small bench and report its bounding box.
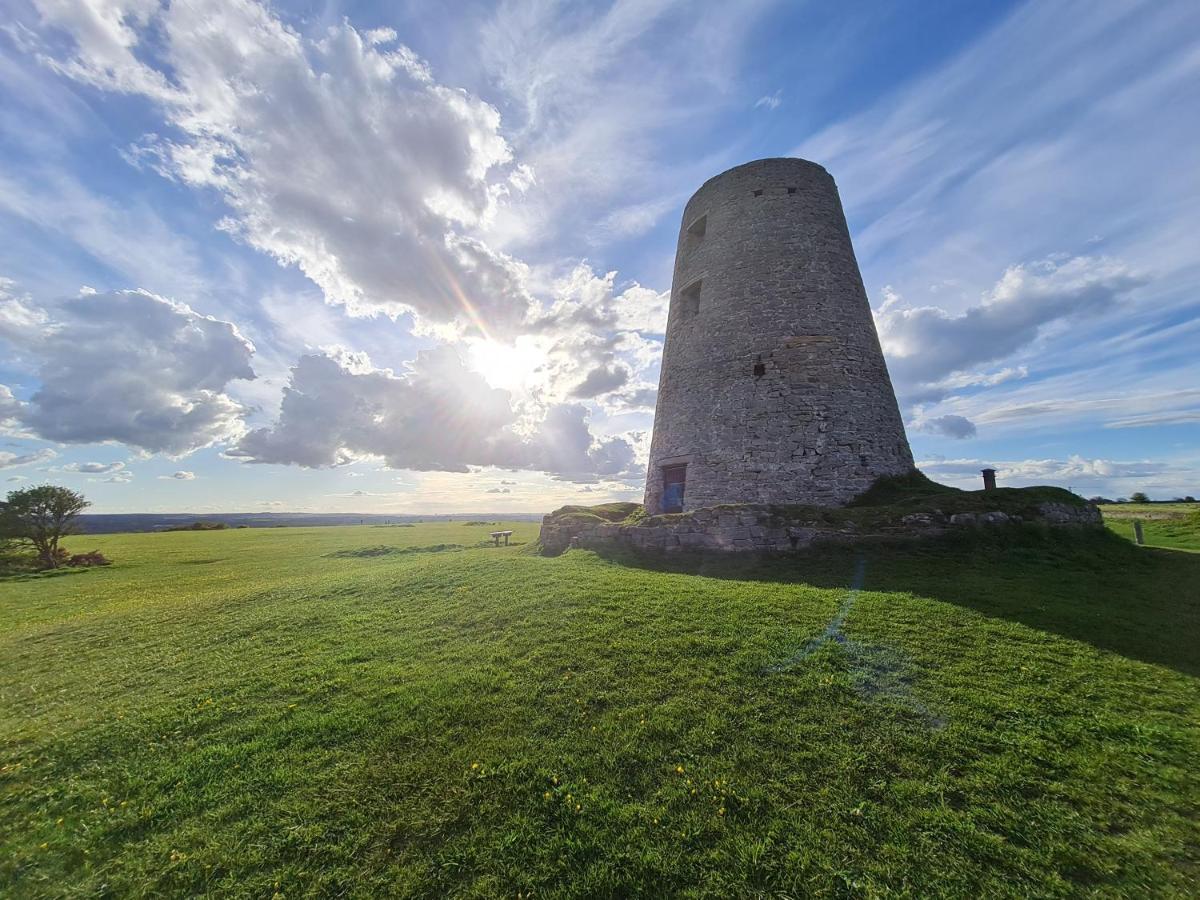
[489,530,514,546]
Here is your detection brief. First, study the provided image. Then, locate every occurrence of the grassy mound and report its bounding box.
[544,501,643,524]
[2,522,1198,896]
[551,473,1094,537]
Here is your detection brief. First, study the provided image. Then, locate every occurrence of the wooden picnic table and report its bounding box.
[489,530,514,546]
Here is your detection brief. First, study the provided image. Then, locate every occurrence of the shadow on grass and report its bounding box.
[0,566,93,583]
[325,543,465,559]
[590,527,1200,677]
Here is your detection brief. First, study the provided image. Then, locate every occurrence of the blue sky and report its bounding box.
[1,0,1197,513]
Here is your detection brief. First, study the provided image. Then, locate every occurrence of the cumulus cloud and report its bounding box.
[230,348,519,470]
[159,470,196,480]
[0,288,254,455]
[877,256,1145,400]
[570,363,630,399]
[486,487,510,494]
[30,0,533,335]
[918,455,1177,491]
[915,414,977,440]
[525,402,636,482]
[0,385,21,426]
[0,447,57,469]
[62,460,125,474]
[229,348,635,481]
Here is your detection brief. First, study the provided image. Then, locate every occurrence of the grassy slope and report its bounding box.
[1,523,1198,897]
[1101,504,1200,552]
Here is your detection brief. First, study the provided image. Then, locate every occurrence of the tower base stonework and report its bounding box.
[644,158,913,514]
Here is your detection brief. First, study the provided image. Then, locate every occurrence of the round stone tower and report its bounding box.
[643,158,914,514]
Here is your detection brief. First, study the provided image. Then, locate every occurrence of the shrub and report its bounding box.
[67,550,112,567]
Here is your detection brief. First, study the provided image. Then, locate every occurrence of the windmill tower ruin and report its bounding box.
[644,158,914,515]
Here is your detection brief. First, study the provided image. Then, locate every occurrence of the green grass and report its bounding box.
[1101,504,1200,552]
[2,522,1198,897]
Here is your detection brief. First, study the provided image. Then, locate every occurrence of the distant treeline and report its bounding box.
[76,511,546,534]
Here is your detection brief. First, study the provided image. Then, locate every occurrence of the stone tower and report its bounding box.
[643,158,914,515]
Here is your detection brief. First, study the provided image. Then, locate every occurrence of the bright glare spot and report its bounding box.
[468,337,548,393]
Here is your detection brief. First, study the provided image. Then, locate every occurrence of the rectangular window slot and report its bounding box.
[678,279,702,319]
[685,214,707,250]
[787,186,797,194]
[661,465,686,513]
[752,189,764,197]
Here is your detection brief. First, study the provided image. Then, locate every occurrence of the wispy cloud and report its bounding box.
[754,89,782,110]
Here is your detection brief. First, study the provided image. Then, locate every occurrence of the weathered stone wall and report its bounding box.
[540,502,1102,557]
[644,158,914,515]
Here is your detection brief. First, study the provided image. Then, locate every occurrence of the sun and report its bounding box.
[467,336,550,394]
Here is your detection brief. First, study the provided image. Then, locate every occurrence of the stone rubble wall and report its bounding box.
[539,502,1102,557]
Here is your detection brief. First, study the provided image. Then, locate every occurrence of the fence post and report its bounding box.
[1133,520,1144,546]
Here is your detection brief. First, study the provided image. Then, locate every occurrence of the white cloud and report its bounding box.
[229,348,636,481]
[914,414,976,440]
[876,256,1144,401]
[61,460,124,474]
[0,287,254,454]
[918,455,1184,494]
[754,89,782,110]
[477,0,774,249]
[0,447,57,469]
[32,0,532,335]
[159,470,196,480]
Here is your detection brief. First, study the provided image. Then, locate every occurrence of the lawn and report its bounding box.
[2,521,1198,897]
[1100,503,1200,552]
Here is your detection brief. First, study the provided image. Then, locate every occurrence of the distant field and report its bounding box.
[2,522,1198,897]
[1100,502,1200,552]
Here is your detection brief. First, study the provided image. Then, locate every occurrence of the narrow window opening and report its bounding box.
[752,189,763,197]
[753,361,766,378]
[685,214,707,250]
[661,465,686,514]
[787,186,797,195]
[678,279,701,319]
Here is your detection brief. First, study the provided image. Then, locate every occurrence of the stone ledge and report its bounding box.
[538,497,1101,557]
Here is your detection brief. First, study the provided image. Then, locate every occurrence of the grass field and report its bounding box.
[2,521,1198,896]
[1100,503,1200,552]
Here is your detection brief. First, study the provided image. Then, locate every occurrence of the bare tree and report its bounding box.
[1,485,90,569]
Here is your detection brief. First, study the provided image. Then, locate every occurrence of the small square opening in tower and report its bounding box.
[678,279,701,319]
[685,214,707,250]
[753,361,766,378]
[752,189,763,197]
[787,186,797,194]
[661,464,686,513]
